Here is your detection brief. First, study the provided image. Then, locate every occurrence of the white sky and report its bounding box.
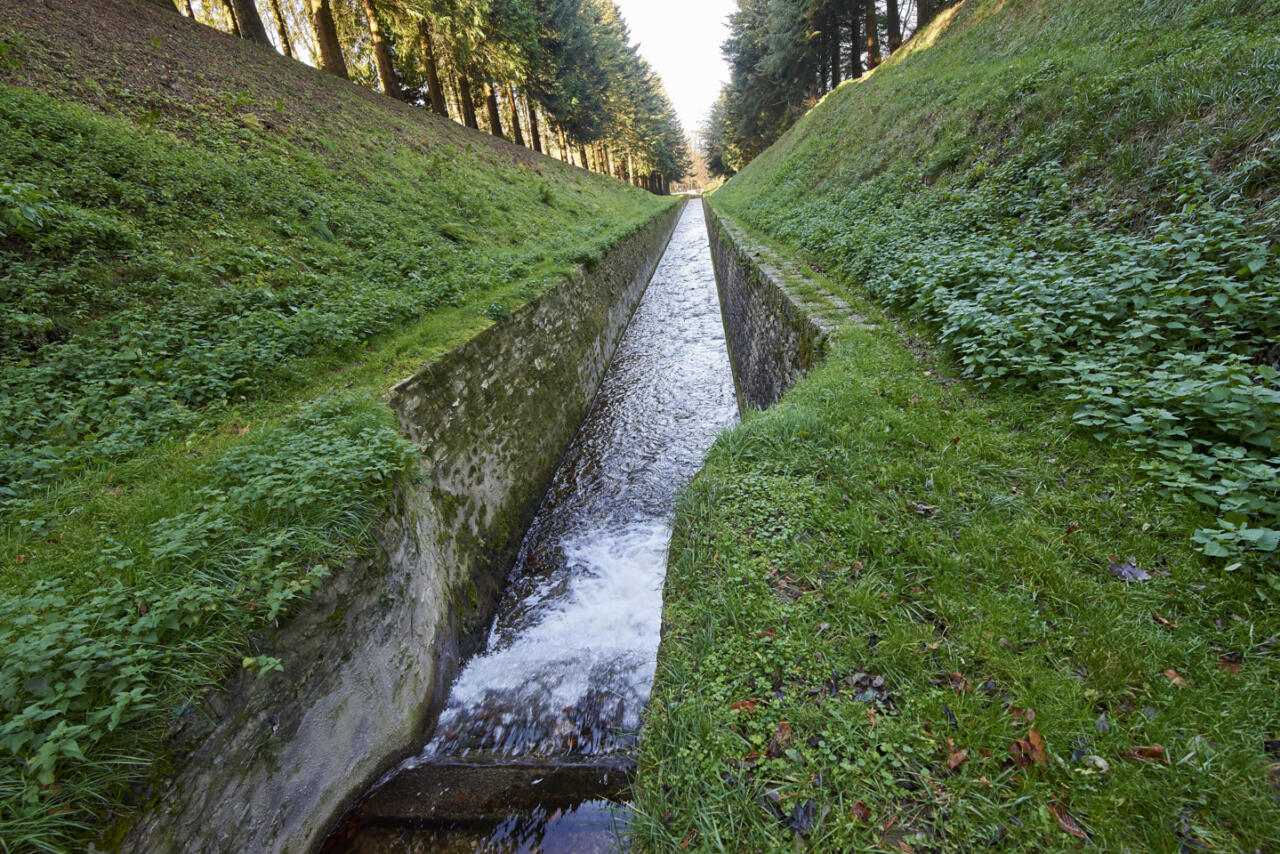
[613,0,736,134]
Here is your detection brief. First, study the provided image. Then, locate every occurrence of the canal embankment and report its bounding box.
[0,2,676,850]
[120,202,684,854]
[328,199,737,852]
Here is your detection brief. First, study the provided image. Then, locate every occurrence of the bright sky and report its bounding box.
[614,0,736,133]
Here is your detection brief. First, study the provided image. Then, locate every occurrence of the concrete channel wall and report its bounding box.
[704,202,829,412]
[120,201,684,854]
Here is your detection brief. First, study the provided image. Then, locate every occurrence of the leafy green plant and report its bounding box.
[0,396,415,835]
[715,0,1280,570]
[0,180,55,239]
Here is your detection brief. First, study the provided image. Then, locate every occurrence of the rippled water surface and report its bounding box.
[347,200,734,852]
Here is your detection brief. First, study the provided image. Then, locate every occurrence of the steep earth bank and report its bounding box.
[636,0,1279,849]
[0,0,669,849]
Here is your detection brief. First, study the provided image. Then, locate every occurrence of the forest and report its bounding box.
[706,0,949,175]
[173,0,689,192]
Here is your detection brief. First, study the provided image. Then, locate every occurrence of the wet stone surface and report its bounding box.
[337,201,736,852]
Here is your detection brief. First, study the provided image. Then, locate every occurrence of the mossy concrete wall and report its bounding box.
[120,201,683,854]
[705,203,830,412]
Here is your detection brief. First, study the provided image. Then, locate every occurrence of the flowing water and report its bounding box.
[341,201,735,853]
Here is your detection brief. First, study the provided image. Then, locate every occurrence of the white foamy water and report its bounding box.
[417,201,736,761]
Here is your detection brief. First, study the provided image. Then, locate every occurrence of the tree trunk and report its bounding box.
[309,0,348,78]
[579,145,590,170]
[886,0,902,52]
[267,0,293,57]
[829,11,841,89]
[360,0,402,99]
[485,84,504,137]
[229,0,271,44]
[417,19,448,116]
[848,0,862,78]
[182,0,195,16]
[458,74,478,128]
[507,87,525,146]
[558,128,569,163]
[219,0,242,36]
[864,0,881,70]
[527,101,542,153]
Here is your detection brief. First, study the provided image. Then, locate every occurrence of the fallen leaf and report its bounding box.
[1124,745,1168,763]
[1082,754,1110,773]
[908,500,939,517]
[730,699,760,714]
[1065,524,1080,536]
[946,672,969,694]
[756,627,779,639]
[1153,613,1179,629]
[767,720,794,758]
[1009,739,1034,769]
[15,554,24,565]
[1164,669,1189,688]
[946,739,970,770]
[788,799,817,837]
[866,706,880,730]
[1027,729,1048,765]
[850,801,871,823]
[1009,706,1036,724]
[1218,653,1243,674]
[1109,560,1151,582]
[1048,803,1089,840]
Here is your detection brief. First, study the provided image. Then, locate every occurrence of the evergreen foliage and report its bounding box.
[186,0,690,189]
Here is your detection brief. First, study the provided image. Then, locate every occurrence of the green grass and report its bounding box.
[0,13,668,851]
[636,0,1279,849]
[712,0,1280,565]
[634,227,1280,851]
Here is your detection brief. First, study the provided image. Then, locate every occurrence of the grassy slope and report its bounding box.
[0,0,668,848]
[635,0,1279,850]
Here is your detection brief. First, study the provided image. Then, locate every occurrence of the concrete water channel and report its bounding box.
[325,201,737,852]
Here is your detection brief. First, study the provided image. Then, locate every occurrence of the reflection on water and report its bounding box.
[348,201,734,852]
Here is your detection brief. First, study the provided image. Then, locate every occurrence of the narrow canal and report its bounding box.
[334,200,736,852]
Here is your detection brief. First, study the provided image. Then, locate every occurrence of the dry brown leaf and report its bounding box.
[767,720,794,758]
[730,699,760,714]
[1217,656,1242,675]
[946,738,970,771]
[1009,706,1036,723]
[1009,739,1033,769]
[1027,728,1048,765]
[1164,668,1189,688]
[1153,613,1179,629]
[1048,803,1089,840]
[866,707,880,731]
[850,801,871,823]
[1124,745,1168,763]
